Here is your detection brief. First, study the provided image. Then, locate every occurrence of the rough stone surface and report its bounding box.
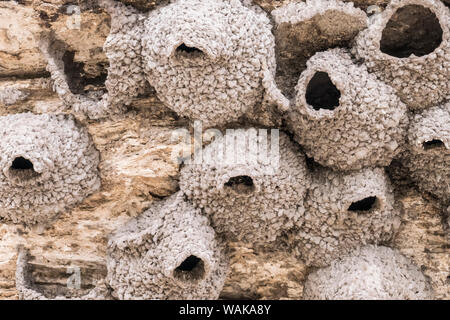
[117,0,168,11]
[0,113,101,226]
[353,0,450,110]
[288,48,408,171]
[303,246,434,300]
[392,188,449,300]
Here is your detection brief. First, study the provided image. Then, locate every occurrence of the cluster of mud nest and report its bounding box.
[12,0,449,300]
[0,113,100,225]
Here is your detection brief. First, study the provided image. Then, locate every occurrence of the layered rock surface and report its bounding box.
[0,0,448,300]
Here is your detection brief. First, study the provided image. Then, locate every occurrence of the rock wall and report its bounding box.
[0,0,448,300]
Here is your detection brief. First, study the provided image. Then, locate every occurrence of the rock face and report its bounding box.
[0,0,448,300]
[294,167,400,268]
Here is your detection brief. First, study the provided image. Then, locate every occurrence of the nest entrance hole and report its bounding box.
[348,196,378,213]
[173,255,206,282]
[62,50,107,94]
[9,157,41,181]
[224,175,255,194]
[306,72,341,111]
[380,5,442,58]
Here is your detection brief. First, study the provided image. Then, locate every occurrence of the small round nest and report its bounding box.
[303,246,434,300]
[288,48,408,171]
[180,129,309,244]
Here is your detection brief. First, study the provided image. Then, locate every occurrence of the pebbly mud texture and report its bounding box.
[42,0,289,123]
[141,0,287,127]
[180,130,309,244]
[353,0,450,111]
[272,0,367,98]
[288,48,408,171]
[0,0,449,302]
[0,113,101,226]
[117,0,169,11]
[303,246,434,300]
[403,102,450,205]
[97,0,148,117]
[292,167,400,267]
[107,193,229,300]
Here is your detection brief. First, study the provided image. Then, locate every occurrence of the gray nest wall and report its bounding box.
[294,167,399,267]
[288,48,408,171]
[180,130,310,244]
[404,103,450,205]
[353,0,450,110]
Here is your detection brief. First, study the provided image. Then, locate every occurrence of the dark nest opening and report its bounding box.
[348,196,378,213]
[305,72,341,111]
[224,175,255,194]
[62,51,107,94]
[173,255,206,282]
[380,5,443,58]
